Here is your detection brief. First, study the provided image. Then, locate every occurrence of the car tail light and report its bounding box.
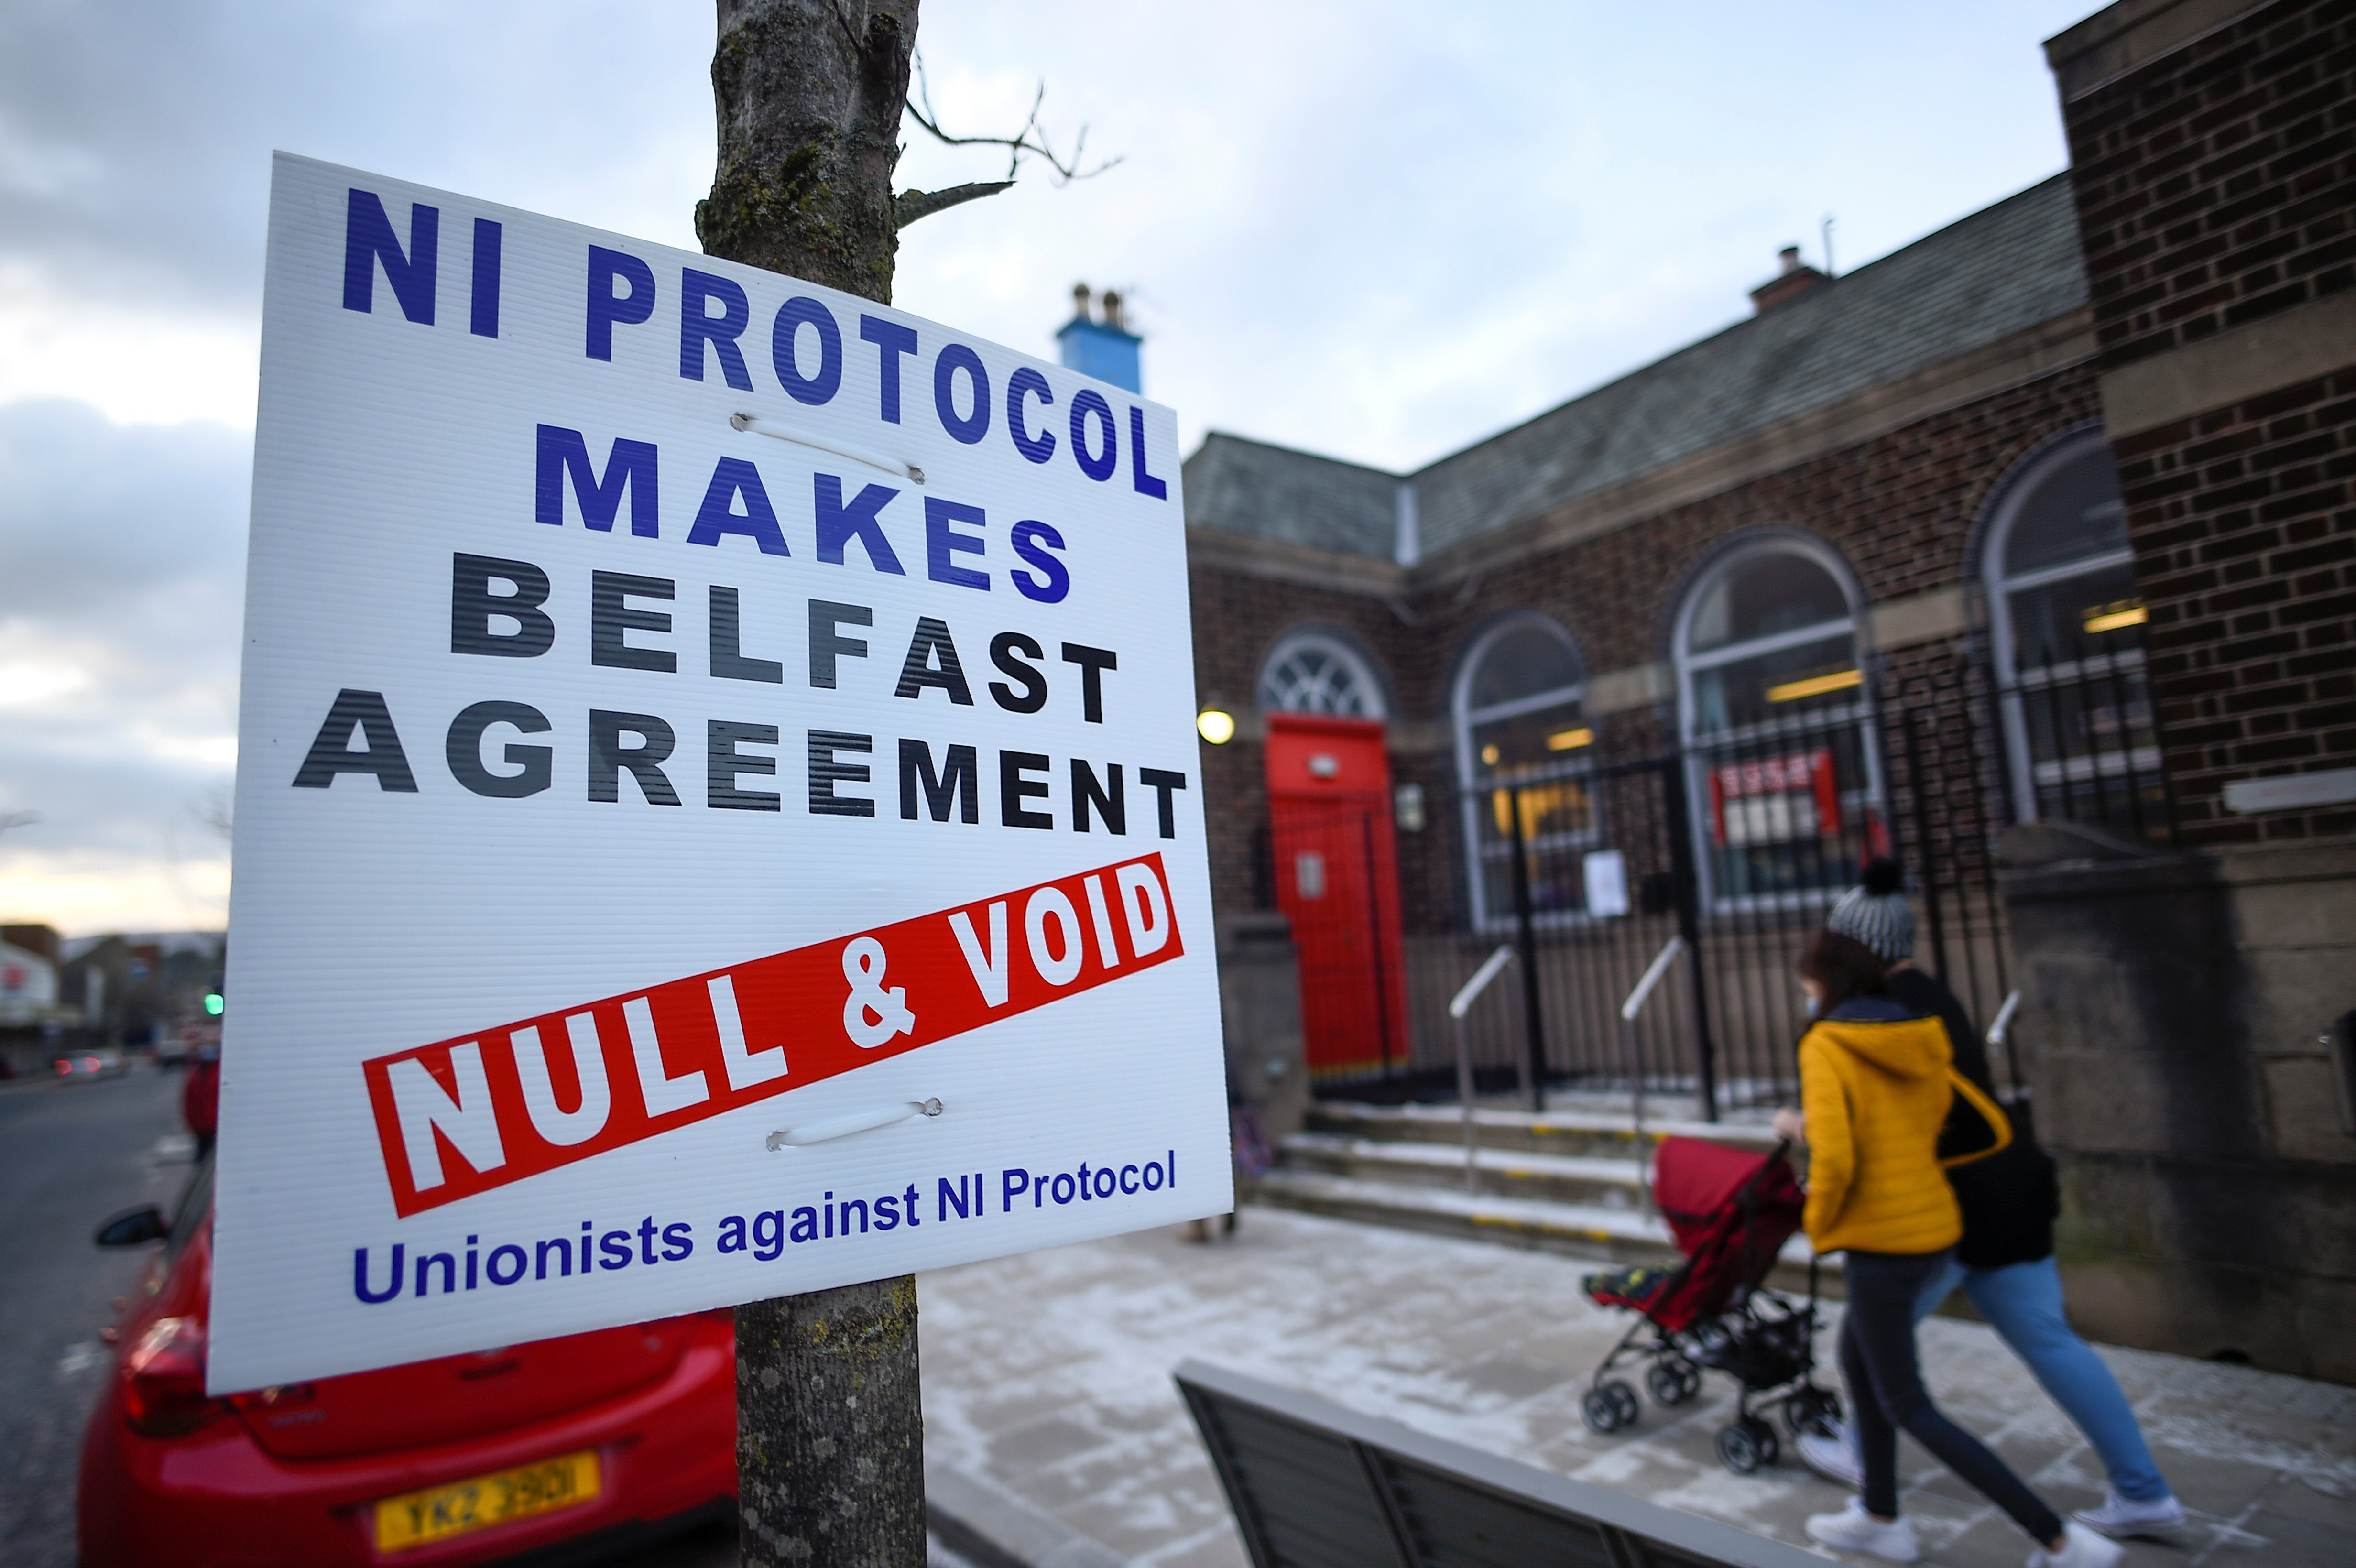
[121,1316,226,1436]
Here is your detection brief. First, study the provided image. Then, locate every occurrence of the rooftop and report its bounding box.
[1184,173,2090,563]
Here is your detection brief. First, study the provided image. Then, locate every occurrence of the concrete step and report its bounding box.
[1247,1167,1838,1297]
[1303,1098,1785,1163]
[1278,1131,1657,1212]
[1265,1099,1833,1294]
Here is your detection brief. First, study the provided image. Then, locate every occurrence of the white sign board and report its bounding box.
[210,154,1227,1392]
[1582,850,1628,919]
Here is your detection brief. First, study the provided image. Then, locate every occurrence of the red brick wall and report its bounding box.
[2062,0,2354,371]
[1185,364,2107,923]
[1186,567,1421,923]
[2057,0,2356,840]
[1409,367,2105,696]
[2109,367,2356,841]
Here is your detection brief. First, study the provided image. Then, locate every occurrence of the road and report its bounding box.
[0,1068,982,1568]
[0,1064,192,1568]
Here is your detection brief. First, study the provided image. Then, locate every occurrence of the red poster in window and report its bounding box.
[1710,749,1839,847]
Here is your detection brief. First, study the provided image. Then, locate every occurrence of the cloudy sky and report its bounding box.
[0,0,2097,936]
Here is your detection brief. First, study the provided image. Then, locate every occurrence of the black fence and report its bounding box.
[1309,663,2171,1117]
[1993,642,2174,848]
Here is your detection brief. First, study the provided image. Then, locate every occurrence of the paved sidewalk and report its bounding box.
[918,1206,2356,1568]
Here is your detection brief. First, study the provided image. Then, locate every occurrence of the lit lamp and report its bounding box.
[1197,709,1236,745]
[2082,599,2148,634]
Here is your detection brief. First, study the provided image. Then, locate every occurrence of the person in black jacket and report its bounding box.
[1798,861,2184,1542]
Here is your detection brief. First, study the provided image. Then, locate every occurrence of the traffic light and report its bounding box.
[203,987,225,1017]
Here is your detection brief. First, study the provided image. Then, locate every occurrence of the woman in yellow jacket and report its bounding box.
[1780,930,2119,1568]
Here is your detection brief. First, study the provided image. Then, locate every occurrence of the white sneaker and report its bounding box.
[2072,1491,2185,1540]
[2026,1521,2126,1568]
[1799,1430,1865,1489]
[1805,1497,1920,1563]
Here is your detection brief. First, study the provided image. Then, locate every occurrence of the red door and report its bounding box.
[1265,714,1408,1083]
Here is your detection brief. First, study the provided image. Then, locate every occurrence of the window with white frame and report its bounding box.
[1982,430,2162,837]
[1453,617,1596,926]
[1258,630,1387,719]
[1675,539,1882,906]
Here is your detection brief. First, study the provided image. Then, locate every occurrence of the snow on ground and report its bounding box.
[917,1206,2356,1568]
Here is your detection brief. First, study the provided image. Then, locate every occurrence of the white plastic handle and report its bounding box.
[731,413,925,484]
[767,1098,942,1150]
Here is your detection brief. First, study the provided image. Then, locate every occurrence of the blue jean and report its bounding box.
[1916,1256,2170,1503]
[1843,1251,2062,1541]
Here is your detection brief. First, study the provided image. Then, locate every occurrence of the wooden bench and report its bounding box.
[1176,1359,1827,1568]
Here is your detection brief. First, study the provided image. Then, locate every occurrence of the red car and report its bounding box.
[77,1158,738,1566]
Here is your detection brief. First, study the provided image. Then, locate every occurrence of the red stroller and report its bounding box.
[1579,1136,1840,1473]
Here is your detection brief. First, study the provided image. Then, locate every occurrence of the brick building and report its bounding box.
[1181,0,2354,1376]
[2052,0,2356,844]
[1188,171,2114,1086]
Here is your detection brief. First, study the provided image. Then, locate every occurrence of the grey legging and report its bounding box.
[1841,1248,2063,1542]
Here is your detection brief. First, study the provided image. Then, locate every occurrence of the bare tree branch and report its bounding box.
[827,0,867,59]
[894,180,1014,227]
[901,47,1122,192]
[192,784,233,845]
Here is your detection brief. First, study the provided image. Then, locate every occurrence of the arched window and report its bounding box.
[1453,616,1595,926]
[1258,630,1387,719]
[1674,538,1880,905]
[1982,430,2160,835]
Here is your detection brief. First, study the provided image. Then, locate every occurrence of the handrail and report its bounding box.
[1450,944,1516,1018]
[1987,989,2021,1048]
[1619,936,1687,1022]
[1447,945,1515,1192]
[1618,936,1687,1204]
[1986,989,2026,1095]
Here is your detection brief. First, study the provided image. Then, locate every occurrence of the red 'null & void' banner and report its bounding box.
[363,854,1182,1216]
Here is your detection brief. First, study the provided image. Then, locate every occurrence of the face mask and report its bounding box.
[1804,995,1819,1019]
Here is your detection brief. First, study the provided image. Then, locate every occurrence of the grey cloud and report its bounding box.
[0,399,250,617]
[0,399,247,860]
[0,0,711,316]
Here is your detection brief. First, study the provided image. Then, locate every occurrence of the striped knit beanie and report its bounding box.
[1825,858,1914,963]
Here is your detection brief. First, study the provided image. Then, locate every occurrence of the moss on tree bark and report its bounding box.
[701,6,927,1563]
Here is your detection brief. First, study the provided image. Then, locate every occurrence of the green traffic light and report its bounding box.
[203,992,225,1017]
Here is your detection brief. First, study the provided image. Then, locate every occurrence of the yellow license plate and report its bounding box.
[372,1450,600,1552]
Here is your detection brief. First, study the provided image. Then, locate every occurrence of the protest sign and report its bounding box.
[209,154,1225,1392]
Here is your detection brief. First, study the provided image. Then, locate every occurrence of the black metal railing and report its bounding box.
[1288,659,2172,1115]
[1996,643,2175,847]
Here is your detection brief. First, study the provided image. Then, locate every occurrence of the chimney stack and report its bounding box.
[1056,283,1143,392]
[1750,244,1831,314]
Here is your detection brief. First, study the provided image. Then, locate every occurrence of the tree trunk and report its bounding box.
[735,1276,925,1566]
[701,6,927,1563]
[699,0,918,305]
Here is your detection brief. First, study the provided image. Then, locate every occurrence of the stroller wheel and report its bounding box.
[1581,1380,1641,1434]
[1715,1416,1779,1474]
[1783,1385,1842,1439]
[1646,1357,1701,1407]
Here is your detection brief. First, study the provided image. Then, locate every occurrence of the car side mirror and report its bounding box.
[95,1205,169,1248]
